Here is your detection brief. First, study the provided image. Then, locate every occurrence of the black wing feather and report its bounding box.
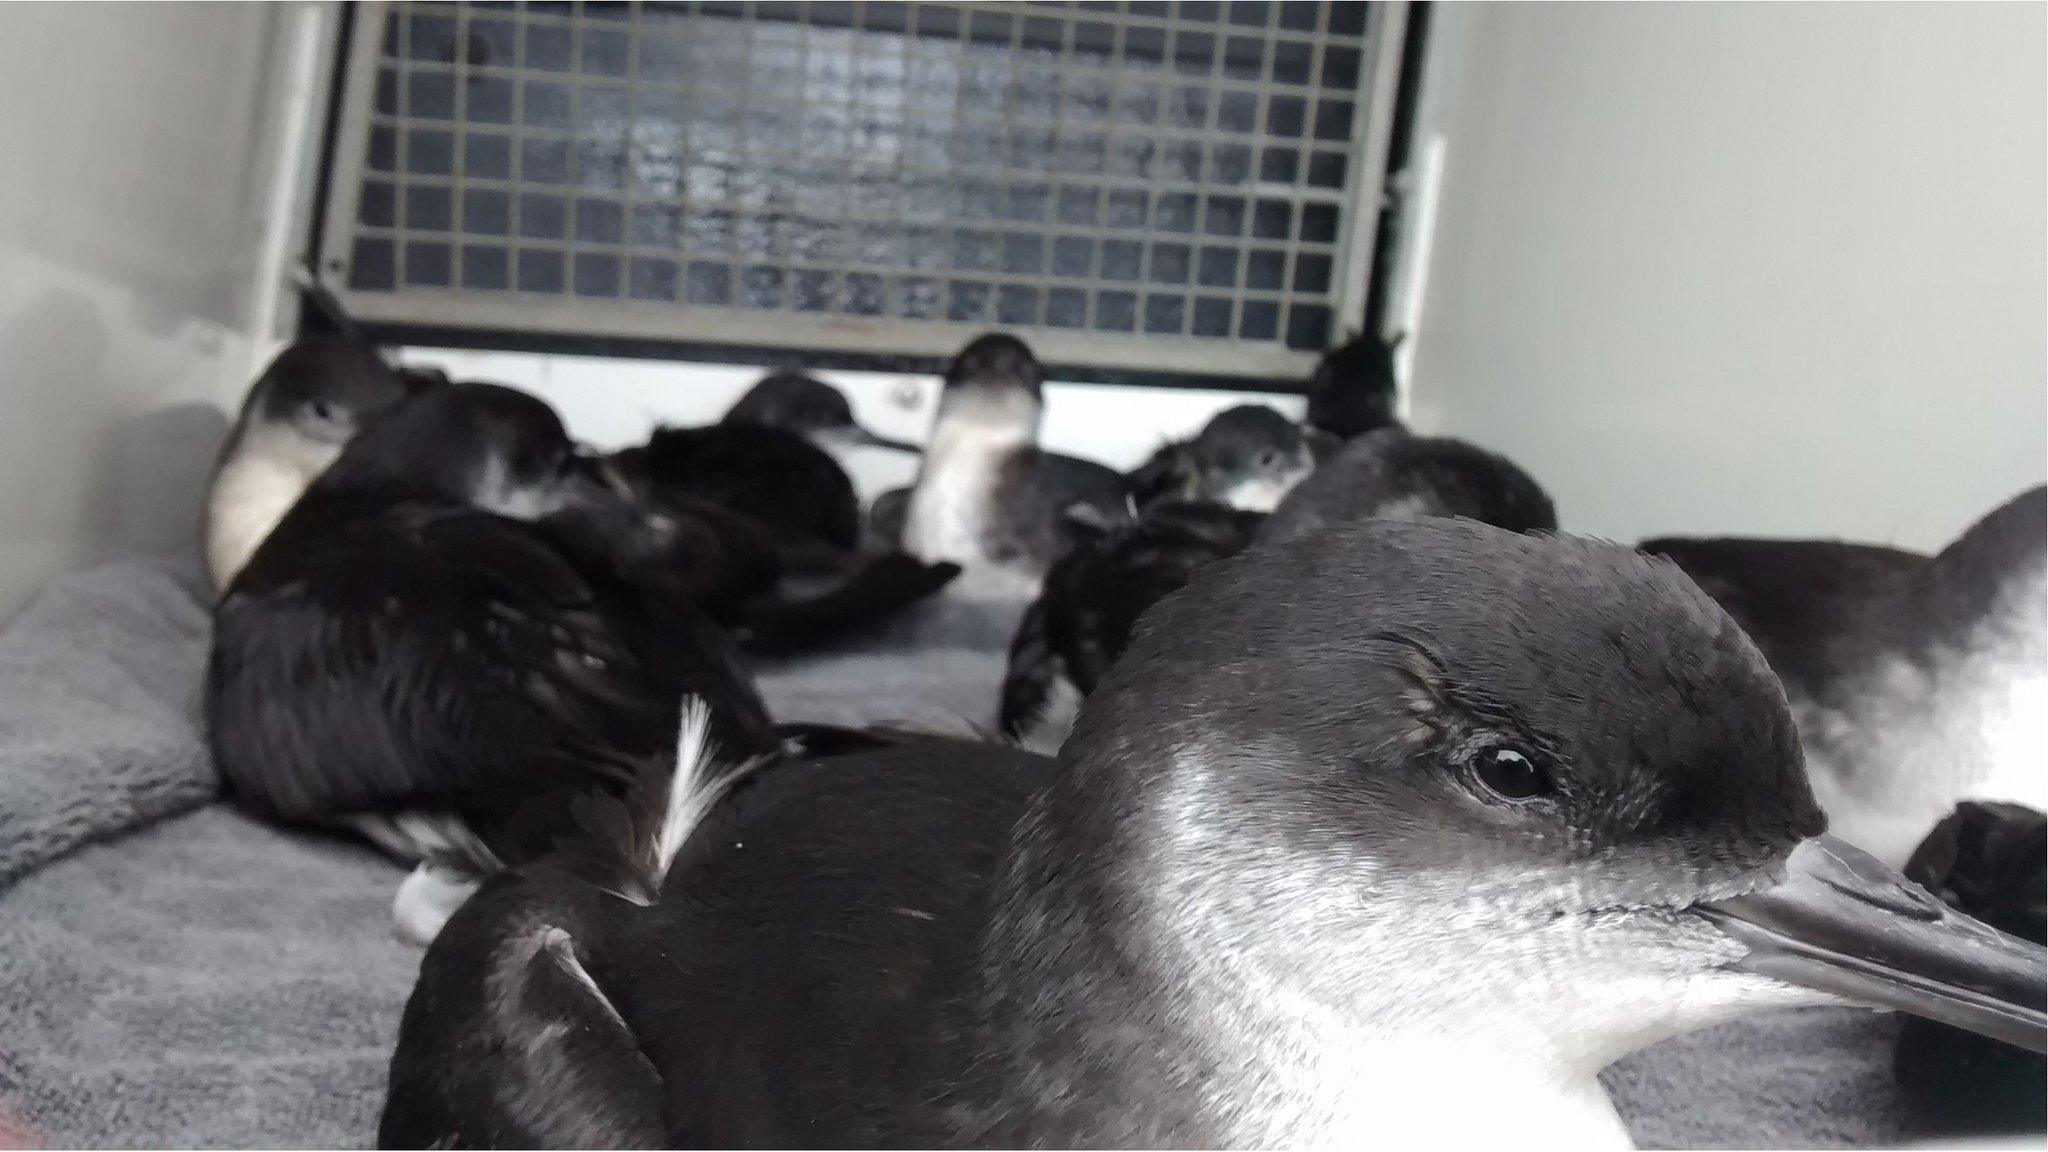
[211,498,770,863]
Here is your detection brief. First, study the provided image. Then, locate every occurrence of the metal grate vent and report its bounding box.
[318,1,1402,379]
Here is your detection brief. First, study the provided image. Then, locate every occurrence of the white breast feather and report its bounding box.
[205,423,341,592]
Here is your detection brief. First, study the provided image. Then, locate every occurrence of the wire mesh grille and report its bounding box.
[330,1,1385,370]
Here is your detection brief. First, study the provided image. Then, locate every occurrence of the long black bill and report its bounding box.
[839,425,924,455]
[1700,835,2046,1053]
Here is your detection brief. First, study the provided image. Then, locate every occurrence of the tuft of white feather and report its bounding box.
[647,695,766,893]
[654,696,717,876]
[391,862,484,948]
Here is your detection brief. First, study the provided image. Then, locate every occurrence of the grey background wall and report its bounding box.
[0,2,326,618]
[1403,2,2046,551]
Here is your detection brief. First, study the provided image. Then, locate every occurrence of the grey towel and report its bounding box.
[1609,1011,1907,1148]
[0,555,217,890]
[0,806,414,1149]
[0,564,1917,1148]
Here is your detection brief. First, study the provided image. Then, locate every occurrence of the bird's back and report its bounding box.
[621,424,864,553]
[1644,491,2048,864]
[1640,535,1927,696]
[383,737,1054,1147]
[1000,501,1263,748]
[1047,501,1265,693]
[1038,451,1134,527]
[633,739,1047,1143]
[211,489,772,863]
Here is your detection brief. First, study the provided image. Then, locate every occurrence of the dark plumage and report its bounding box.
[1634,536,1926,690]
[1007,422,1553,754]
[998,500,1267,750]
[602,422,962,655]
[1641,484,2047,865]
[1257,427,1559,546]
[607,423,864,558]
[1894,801,2046,1138]
[1642,486,2046,690]
[208,383,778,940]
[603,424,961,653]
[381,517,2043,1148]
[1035,452,1136,530]
[1303,331,1402,442]
[605,370,907,567]
[1127,404,1316,513]
[722,370,921,454]
[898,334,1131,591]
[203,337,439,593]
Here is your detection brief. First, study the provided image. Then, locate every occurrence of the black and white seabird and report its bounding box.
[1258,426,1560,545]
[998,499,1267,751]
[381,517,2045,1149]
[999,395,1319,751]
[601,422,962,653]
[1127,403,1317,512]
[1893,800,2045,1138]
[704,369,923,563]
[722,369,922,456]
[604,422,867,564]
[1303,330,1404,446]
[897,334,1132,593]
[1642,484,2047,866]
[1004,425,1553,755]
[208,382,780,945]
[202,337,439,593]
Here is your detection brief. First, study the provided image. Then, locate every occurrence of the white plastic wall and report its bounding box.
[0,2,333,618]
[1399,2,2047,552]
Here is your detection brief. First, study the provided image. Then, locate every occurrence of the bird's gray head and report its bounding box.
[1187,404,1316,512]
[725,370,925,454]
[243,337,430,448]
[205,340,442,593]
[1047,518,2040,1086]
[1258,428,1559,546]
[1075,516,1816,904]
[724,371,857,437]
[935,333,1045,434]
[312,382,599,521]
[1303,332,1401,441]
[1129,405,1317,512]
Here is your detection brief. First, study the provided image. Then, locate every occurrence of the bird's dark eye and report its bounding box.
[1256,449,1282,468]
[308,401,340,424]
[1475,745,1548,800]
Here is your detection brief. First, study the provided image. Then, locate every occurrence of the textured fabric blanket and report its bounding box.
[0,561,1912,1148]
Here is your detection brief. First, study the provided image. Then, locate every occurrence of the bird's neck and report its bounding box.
[919,409,1037,469]
[205,422,345,591]
[900,407,1040,577]
[966,746,1648,1149]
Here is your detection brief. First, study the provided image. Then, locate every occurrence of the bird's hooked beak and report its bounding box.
[1700,835,2045,1052]
[820,423,924,455]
